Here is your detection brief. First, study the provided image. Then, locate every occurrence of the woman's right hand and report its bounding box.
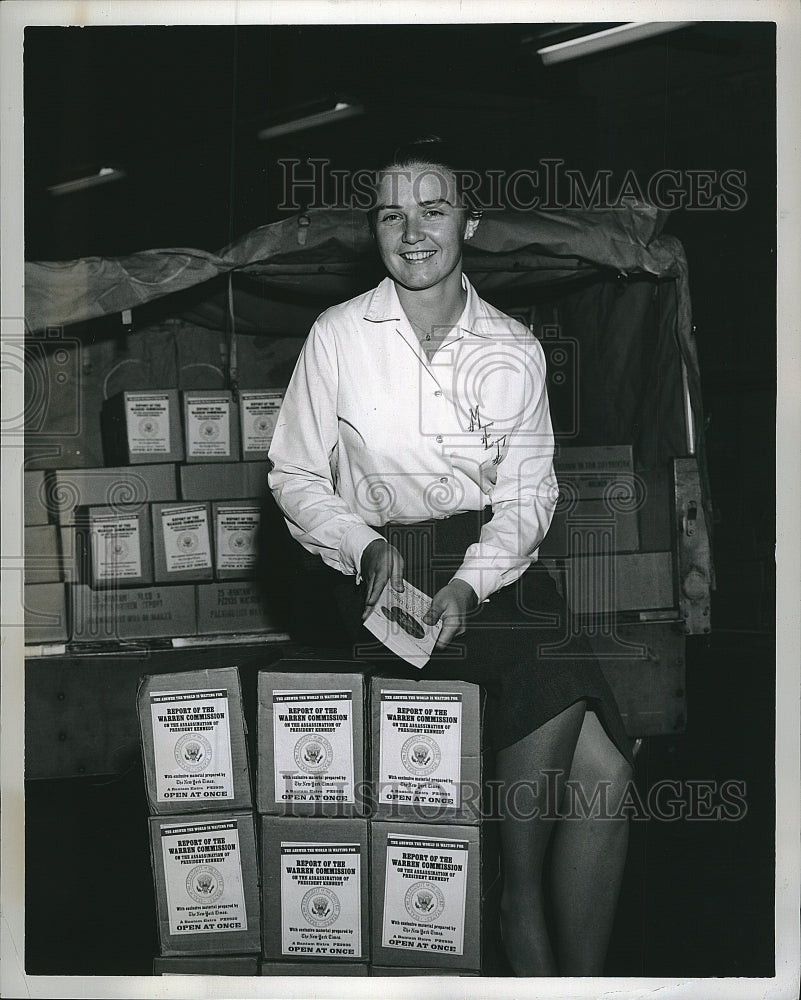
[360,538,405,622]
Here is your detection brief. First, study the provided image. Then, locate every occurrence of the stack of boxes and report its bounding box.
[24,386,285,646]
[139,666,261,975]
[23,470,69,645]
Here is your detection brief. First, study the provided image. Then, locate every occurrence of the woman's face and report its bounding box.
[373,161,479,293]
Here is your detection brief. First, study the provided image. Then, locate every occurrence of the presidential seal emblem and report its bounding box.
[294,734,333,773]
[177,531,198,553]
[401,734,441,776]
[200,421,219,440]
[175,733,212,772]
[138,417,159,437]
[110,538,129,560]
[405,881,445,923]
[186,865,224,904]
[228,531,252,553]
[254,416,271,435]
[301,887,340,928]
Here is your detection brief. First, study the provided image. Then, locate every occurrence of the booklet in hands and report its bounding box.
[363,579,443,668]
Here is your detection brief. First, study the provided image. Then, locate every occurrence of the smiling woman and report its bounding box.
[267,135,635,977]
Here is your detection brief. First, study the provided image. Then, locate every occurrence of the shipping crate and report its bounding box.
[24,524,62,584]
[213,502,260,581]
[195,582,277,635]
[151,502,214,584]
[84,504,154,588]
[370,679,483,824]
[260,961,368,976]
[46,464,178,524]
[238,389,283,461]
[149,811,260,956]
[257,667,366,817]
[370,822,481,971]
[138,666,252,814]
[546,550,676,617]
[102,390,184,465]
[261,816,370,963]
[553,444,635,498]
[24,582,68,645]
[153,955,260,975]
[70,584,196,642]
[182,390,240,464]
[179,461,270,501]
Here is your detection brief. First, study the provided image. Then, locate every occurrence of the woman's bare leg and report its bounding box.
[548,710,633,975]
[495,700,587,976]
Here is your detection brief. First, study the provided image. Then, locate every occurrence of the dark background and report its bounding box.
[23,21,776,978]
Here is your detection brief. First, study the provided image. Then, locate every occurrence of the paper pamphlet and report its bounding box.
[363,579,442,668]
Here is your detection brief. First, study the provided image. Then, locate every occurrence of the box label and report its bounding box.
[280,842,362,958]
[378,691,463,809]
[240,391,282,453]
[161,506,211,572]
[125,393,171,455]
[90,513,142,580]
[216,505,260,572]
[187,397,231,458]
[160,819,247,935]
[150,689,235,802]
[272,691,355,805]
[381,835,468,955]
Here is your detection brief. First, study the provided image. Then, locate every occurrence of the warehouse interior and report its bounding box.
[19,19,778,981]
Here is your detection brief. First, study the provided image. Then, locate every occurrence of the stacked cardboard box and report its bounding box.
[257,663,370,974]
[23,470,67,646]
[139,667,261,969]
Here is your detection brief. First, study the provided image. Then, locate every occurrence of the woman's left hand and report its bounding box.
[424,579,478,650]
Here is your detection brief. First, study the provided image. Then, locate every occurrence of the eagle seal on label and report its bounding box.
[200,421,219,440]
[110,538,129,560]
[138,417,159,437]
[404,881,445,923]
[401,734,441,776]
[177,531,198,553]
[301,886,340,928]
[228,531,252,553]
[175,733,212,772]
[186,865,224,904]
[294,734,333,773]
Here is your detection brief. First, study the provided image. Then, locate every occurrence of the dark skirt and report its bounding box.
[327,509,633,764]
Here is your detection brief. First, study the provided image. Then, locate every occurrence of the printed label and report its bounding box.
[161,505,212,572]
[90,513,142,579]
[150,689,235,802]
[186,396,231,458]
[160,819,247,935]
[216,505,260,572]
[280,842,362,958]
[378,691,463,809]
[381,834,468,955]
[125,393,170,455]
[240,391,283,453]
[272,691,355,804]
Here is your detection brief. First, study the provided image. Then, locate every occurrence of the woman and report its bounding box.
[268,137,634,976]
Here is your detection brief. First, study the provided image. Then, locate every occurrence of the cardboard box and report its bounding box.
[24,524,62,584]
[261,816,369,963]
[547,550,676,615]
[370,822,481,971]
[213,502,260,580]
[138,666,252,814]
[24,582,68,645]
[238,389,283,461]
[182,390,240,464]
[46,464,178,524]
[85,504,154,588]
[369,967,479,976]
[259,962,368,976]
[195,582,277,635]
[149,811,260,956]
[539,498,639,556]
[102,389,184,465]
[152,502,214,584]
[179,462,269,501]
[257,667,366,817]
[71,584,196,642]
[370,680,482,824]
[553,444,634,499]
[23,470,51,525]
[153,955,260,975]
[637,466,673,552]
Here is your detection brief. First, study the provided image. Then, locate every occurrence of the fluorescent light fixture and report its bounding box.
[47,167,126,196]
[537,22,694,65]
[257,101,364,141]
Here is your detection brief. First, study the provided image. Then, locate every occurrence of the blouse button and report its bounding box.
[436,435,443,443]
[434,390,442,397]
[440,476,448,484]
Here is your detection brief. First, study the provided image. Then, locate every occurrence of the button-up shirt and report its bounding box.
[268,275,557,604]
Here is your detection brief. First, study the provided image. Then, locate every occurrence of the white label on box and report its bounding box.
[272,691,355,805]
[381,834,468,955]
[378,691,463,809]
[161,506,211,572]
[216,505,260,571]
[186,397,231,458]
[90,514,142,579]
[160,819,247,935]
[240,391,282,452]
[280,842,362,958]
[125,393,170,455]
[150,689,235,802]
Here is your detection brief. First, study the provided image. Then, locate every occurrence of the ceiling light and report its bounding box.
[47,167,126,196]
[257,101,364,141]
[537,22,694,65]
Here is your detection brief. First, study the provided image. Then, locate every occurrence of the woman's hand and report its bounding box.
[360,538,405,622]
[424,579,479,649]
